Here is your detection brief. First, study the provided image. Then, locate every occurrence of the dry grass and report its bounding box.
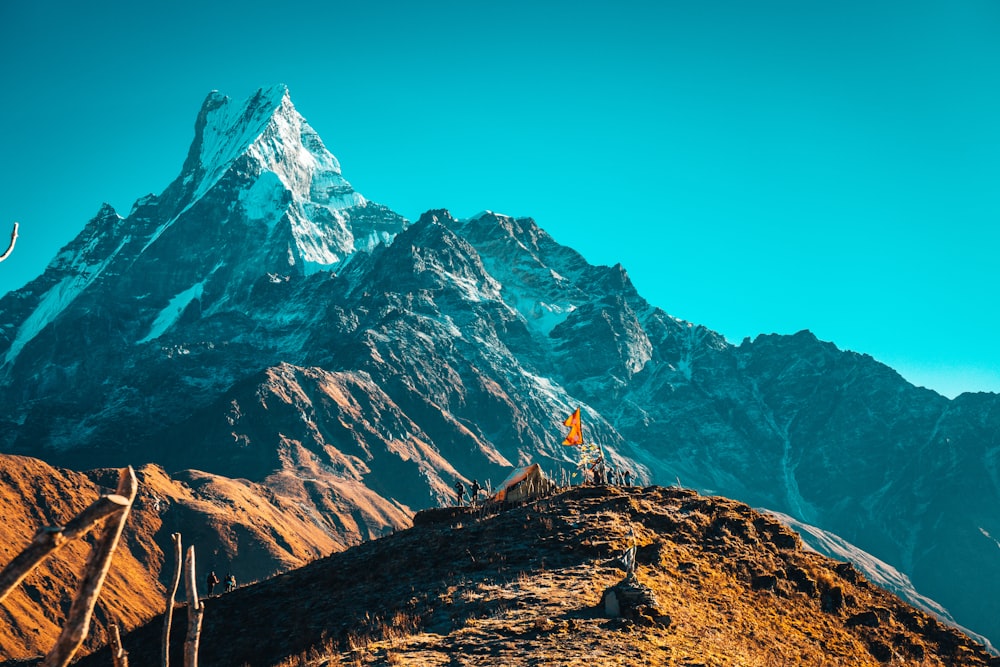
[67,485,998,667]
[315,488,993,666]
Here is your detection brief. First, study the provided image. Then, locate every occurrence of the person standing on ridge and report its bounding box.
[206,570,220,596]
[454,479,465,506]
[470,479,481,506]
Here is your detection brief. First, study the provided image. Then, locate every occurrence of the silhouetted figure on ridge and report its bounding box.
[206,570,219,596]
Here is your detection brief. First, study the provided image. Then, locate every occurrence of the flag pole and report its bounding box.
[580,407,607,484]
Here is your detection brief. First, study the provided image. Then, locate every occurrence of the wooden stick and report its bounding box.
[0,222,17,263]
[183,546,203,667]
[110,624,129,667]
[162,533,183,667]
[41,466,137,667]
[0,493,130,604]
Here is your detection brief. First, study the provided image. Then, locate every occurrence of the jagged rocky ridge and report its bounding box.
[0,85,998,650]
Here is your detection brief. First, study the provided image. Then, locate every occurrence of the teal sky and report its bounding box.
[1,1,998,397]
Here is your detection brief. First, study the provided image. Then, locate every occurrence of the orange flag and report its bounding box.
[562,408,583,446]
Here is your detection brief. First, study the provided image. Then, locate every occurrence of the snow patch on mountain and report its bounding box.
[239,172,287,229]
[506,291,575,335]
[454,212,590,339]
[138,280,208,344]
[751,379,817,524]
[444,267,499,303]
[516,369,591,439]
[435,314,463,340]
[246,93,364,210]
[287,206,351,270]
[669,323,726,381]
[193,86,288,202]
[354,229,395,254]
[3,236,129,367]
[4,278,83,366]
[302,146,361,209]
[129,194,158,214]
[473,255,579,337]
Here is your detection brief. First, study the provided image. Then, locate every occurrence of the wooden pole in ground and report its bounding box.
[41,466,138,667]
[162,533,183,667]
[109,624,129,667]
[183,546,203,667]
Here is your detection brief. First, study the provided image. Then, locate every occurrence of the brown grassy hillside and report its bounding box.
[0,455,410,661]
[0,456,163,659]
[69,485,999,666]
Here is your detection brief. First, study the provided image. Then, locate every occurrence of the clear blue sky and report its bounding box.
[1,1,998,397]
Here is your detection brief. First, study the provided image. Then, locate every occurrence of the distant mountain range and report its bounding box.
[1,85,998,653]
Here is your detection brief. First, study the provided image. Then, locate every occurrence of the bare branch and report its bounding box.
[110,623,129,667]
[162,533,183,667]
[42,466,138,667]
[0,222,18,263]
[0,492,130,604]
[183,546,203,667]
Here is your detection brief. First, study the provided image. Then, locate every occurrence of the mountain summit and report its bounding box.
[0,86,406,369]
[175,84,392,268]
[1,87,999,654]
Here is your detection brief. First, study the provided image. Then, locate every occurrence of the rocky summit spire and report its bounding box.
[0,87,407,370]
[144,85,406,273]
[177,84,363,212]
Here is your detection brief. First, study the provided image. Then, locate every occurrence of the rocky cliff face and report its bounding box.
[1,86,998,649]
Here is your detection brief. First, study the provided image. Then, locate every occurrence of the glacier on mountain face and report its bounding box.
[239,172,288,230]
[193,86,291,203]
[3,277,84,366]
[169,84,375,276]
[137,280,207,344]
[3,235,129,367]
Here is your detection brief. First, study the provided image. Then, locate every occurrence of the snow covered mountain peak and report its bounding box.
[143,85,406,273]
[0,87,408,369]
[179,85,362,210]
